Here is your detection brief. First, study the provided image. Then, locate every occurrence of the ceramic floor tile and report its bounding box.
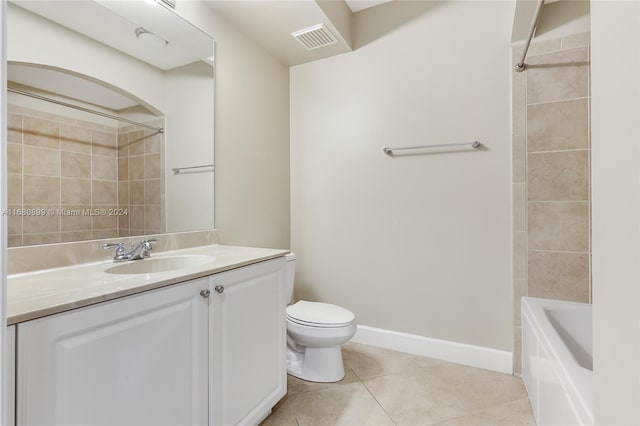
[435,398,536,426]
[422,362,528,413]
[261,396,299,426]
[261,343,535,426]
[288,381,395,426]
[363,370,468,425]
[343,342,442,380]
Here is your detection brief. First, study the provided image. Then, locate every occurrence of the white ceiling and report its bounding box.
[344,0,393,13]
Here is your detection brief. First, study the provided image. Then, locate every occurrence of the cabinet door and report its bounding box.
[209,258,287,426]
[17,278,209,426]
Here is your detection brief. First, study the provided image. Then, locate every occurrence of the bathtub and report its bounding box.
[521,297,593,425]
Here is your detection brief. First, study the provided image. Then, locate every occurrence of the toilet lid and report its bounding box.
[287,301,355,327]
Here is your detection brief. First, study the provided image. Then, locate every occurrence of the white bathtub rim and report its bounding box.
[522,297,593,424]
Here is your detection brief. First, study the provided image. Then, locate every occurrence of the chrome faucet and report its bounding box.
[102,239,157,262]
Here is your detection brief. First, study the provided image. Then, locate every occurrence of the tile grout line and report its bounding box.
[359,376,398,426]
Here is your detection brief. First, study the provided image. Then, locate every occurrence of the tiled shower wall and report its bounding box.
[117,122,165,237]
[512,32,591,374]
[7,104,165,246]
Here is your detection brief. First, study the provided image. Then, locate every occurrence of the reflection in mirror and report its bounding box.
[6,0,215,247]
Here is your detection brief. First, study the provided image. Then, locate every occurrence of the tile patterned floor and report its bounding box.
[261,342,535,426]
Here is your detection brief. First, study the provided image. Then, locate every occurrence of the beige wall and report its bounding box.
[291,1,514,351]
[591,1,640,424]
[511,32,591,374]
[165,62,214,233]
[174,2,291,249]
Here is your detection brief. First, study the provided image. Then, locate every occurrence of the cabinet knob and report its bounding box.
[214,285,224,294]
[200,289,210,299]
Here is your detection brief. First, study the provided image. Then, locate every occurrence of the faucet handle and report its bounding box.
[142,238,157,248]
[101,242,126,260]
[101,242,124,251]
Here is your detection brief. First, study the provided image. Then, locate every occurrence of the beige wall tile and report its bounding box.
[527,48,589,104]
[513,86,526,136]
[8,235,23,247]
[513,134,526,184]
[128,131,145,155]
[129,156,144,180]
[118,182,130,205]
[528,251,590,302]
[118,157,129,181]
[562,32,590,50]
[7,206,22,235]
[514,231,527,279]
[61,152,91,179]
[129,205,144,230]
[8,143,22,174]
[92,229,118,240]
[23,145,60,177]
[117,133,129,157]
[60,125,92,154]
[22,233,60,246]
[527,38,562,56]
[23,116,60,149]
[61,178,91,205]
[528,202,589,252]
[118,209,130,232]
[22,206,59,234]
[130,180,144,205]
[7,112,22,144]
[513,327,522,376]
[513,183,526,231]
[61,231,93,243]
[8,174,22,205]
[528,151,589,201]
[119,125,134,135]
[92,130,117,157]
[92,156,117,181]
[145,179,161,205]
[60,207,92,232]
[144,205,161,232]
[513,279,527,327]
[23,176,60,204]
[527,99,589,152]
[145,132,163,154]
[92,207,118,230]
[93,181,118,205]
[144,153,161,179]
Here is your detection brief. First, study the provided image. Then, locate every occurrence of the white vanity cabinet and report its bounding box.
[14,257,287,426]
[208,258,287,426]
[16,277,210,426]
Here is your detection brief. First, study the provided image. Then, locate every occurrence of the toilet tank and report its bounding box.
[284,253,296,305]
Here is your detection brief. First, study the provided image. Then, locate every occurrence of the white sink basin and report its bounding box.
[105,255,214,275]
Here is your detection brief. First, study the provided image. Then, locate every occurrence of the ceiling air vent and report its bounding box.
[291,24,337,51]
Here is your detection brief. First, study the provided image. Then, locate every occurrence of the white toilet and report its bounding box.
[284,253,356,382]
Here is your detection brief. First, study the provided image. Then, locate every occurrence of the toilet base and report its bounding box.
[287,346,345,382]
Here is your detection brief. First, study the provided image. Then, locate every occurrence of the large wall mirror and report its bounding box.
[6,0,215,247]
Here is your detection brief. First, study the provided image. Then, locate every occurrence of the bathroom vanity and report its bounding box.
[6,243,289,426]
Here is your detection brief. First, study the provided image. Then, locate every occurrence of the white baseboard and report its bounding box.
[350,325,513,374]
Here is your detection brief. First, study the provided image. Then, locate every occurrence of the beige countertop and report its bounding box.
[7,244,289,325]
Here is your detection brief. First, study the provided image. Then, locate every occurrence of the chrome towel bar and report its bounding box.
[171,164,214,174]
[383,141,481,155]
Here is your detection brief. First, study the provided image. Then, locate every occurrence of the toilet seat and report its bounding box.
[287,301,355,328]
